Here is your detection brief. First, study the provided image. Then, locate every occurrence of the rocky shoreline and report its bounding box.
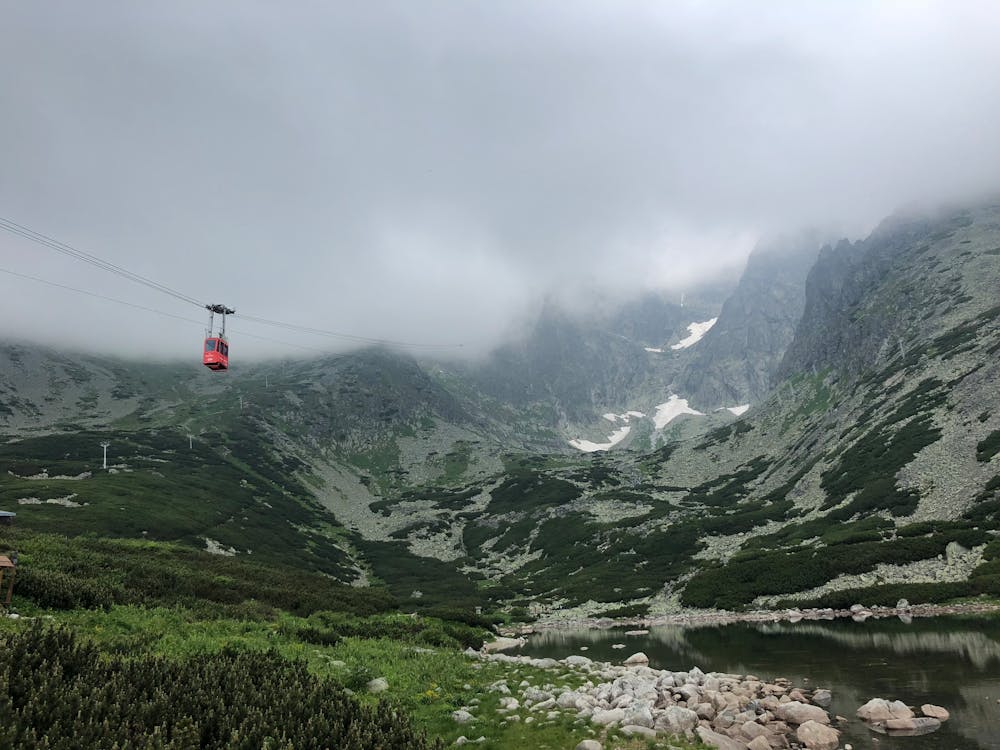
[468,648,953,749]
[515,600,1000,635]
[471,648,843,749]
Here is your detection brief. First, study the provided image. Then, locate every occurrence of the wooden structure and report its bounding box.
[0,555,15,606]
[0,511,14,526]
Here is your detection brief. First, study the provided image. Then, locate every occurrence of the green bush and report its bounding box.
[0,625,442,749]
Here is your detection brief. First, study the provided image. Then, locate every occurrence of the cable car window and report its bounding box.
[205,340,216,352]
[220,342,229,355]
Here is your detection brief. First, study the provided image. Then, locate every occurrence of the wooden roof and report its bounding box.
[0,556,14,569]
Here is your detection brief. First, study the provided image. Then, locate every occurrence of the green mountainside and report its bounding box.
[3,201,1000,620]
[3,200,1000,750]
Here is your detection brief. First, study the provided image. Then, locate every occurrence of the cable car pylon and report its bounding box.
[203,303,235,371]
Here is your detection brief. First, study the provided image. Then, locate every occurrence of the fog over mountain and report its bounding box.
[1,1,999,358]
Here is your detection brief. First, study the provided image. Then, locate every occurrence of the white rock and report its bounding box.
[776,700,830,725]
[366,677,389,694]
[620,724,657,739]
[557,691,581,709]
[656,705,699,733]
[523,687,552,703]
[796,720,840,750]
[591,708,625,726]
[451,710,474,724]
[857,697,913,722]
[574,741,602,750]
[488,680,510,694]
[623,702,654,728]
[482,637,525,653]
[695,725,749,750]
[921,703,950,721]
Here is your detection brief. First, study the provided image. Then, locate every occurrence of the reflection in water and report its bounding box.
[754,621,1000,670]
[524,616,1000,750]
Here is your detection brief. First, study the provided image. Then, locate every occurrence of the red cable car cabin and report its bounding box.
[203,337,230,371]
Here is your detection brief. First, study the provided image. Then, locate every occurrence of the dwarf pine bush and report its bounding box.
[0,625,442,749]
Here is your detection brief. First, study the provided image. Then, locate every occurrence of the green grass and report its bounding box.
[0,530,691,750]
[1,527,391,617]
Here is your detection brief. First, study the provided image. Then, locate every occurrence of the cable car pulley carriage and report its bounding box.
[203,303,235,371]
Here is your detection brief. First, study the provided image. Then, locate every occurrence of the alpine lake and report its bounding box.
[521,614,1000,750]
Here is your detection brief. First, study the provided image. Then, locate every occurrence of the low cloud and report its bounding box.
[1,1,998,359]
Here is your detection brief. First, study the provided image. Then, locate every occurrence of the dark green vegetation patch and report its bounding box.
[977,430,1000,463]
[0,626,441,750]
[0,429,352,579]
[820,379,944,519]
[3,528,392,618]
[682,528,989,610]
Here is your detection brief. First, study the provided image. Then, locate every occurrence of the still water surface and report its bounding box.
[522,615,1000,750]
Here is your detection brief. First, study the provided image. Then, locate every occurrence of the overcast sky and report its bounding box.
[2,1,999,360]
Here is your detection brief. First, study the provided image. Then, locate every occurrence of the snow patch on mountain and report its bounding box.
[725,404,750,416]
[571,411,646,452]
[644,347,664,353]
[670,318,718,350]
[569,425,632,452]
[653,395,704,429]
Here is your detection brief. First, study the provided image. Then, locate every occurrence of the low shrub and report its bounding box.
[0,625,442,749]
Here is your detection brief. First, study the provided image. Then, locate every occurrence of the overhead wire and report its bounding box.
[0,215,464,350]
[0,266,330,355]
[0,217,204,307]
[238,313,462,349]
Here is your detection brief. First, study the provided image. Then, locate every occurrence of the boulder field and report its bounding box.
[470,649,843,749]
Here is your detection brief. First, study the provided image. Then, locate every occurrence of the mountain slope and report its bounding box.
[677,233,823,410]
[3,201,1000,618]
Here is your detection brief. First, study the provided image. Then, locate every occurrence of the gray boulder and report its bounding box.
[556,691,581,709]
[523,687,552,703]
[885,716,942,733]
[624,652,649,666]
[796,720,840,750]
[591,708,625,726]
[574,741,602,750]
[620,724,658,739]
[623,702,654,728]
[857,698,913,722]
[776,701,830,725]
[695,726,749,750]
[366,677,389,694]
[921,703,949,721]
[655,705,699,734]
[482,636,524,653]
[810,689,832,708]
